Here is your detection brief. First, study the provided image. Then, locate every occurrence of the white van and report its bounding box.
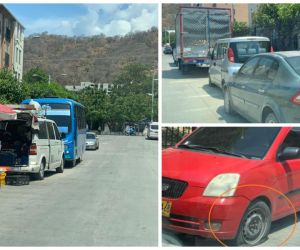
[209,36,272,91]
[147,122,158,140]
[0,112,64,180]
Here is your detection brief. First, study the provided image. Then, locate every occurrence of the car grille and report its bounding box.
[162,177,188,198]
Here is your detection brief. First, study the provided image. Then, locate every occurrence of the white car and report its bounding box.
[0,112,64,180]
[147,122,159,140]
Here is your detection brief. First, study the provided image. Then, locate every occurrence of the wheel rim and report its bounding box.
[242,208,268,245]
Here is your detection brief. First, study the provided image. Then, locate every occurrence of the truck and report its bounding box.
[173,7,232,73]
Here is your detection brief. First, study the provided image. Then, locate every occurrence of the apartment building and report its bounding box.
[0,4,24,81]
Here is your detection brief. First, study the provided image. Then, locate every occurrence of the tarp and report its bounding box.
[0,104,17,120]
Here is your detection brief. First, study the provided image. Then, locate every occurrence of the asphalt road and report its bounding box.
[162,212,300,247]
[162,53,247,123]
[0,135,158,246]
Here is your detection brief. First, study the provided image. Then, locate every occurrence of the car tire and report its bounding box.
[66,159,76,168]
[264,112,279,123]
[34,161,45,180]
[56,157,64,173]
[178,60,182,70]
[231,201,271,246]
[224,88,233,114]
[208,76,214,87]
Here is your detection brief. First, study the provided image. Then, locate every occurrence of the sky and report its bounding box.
[5,4,158,37]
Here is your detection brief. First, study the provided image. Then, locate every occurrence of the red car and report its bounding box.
[162,127,300,246]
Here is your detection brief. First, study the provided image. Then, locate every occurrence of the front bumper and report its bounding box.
[86,144,96,149]
[162,186,250,240]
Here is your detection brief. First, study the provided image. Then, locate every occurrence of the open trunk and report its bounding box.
[0,113,34,167]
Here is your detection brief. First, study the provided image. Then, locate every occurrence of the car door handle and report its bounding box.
[241,85,246,89]
[258,89,265,94]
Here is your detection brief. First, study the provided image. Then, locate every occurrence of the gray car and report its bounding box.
[224,51,300,123]
[86,132,99,150]
[209,36,271,91]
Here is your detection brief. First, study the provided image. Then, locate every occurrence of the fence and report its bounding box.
[162,127,196,148]
[249,21,300,51]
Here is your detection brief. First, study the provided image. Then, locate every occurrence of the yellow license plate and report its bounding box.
[162,200,172,217]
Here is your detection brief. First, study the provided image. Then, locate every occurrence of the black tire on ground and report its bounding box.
[34,161,45,180]
[224,88,233,114]
[56,157,64,173]
[264,112,279,123]
[231,200,271,246]
[178,60,182,70]
[66,159,76,168]
[208,76,214,87]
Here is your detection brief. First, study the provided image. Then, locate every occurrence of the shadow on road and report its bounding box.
[202,84,223,100]
[163,66,209,80]
[216,105,248,123]
[269,212,300,235]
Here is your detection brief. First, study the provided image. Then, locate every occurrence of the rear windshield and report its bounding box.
[87,134,96,139]
[285,56,300,75]
[230,41,270,63]
[151,125,158,130]
[179,127,280,159]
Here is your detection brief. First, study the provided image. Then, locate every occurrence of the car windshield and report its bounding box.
[87,134,96,139]
[179,127,281,159]
[285,56,300,75]
[151,125,158,130]
[231,41,270,63]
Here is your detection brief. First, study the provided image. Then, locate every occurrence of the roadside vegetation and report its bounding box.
[0,63,158,131]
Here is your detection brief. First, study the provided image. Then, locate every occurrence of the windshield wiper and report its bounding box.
[178,144,249,159]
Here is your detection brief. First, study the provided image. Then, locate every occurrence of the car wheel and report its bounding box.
[264,112,279,123]
[56,157,64,173]
[208,76,214,87]
[178,60,182,70]
[232,201,271,246]
[34,161,45,180]
[224,88,233,114]
[66,159,76,168]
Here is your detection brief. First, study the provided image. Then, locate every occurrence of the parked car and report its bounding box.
[209,36,271,91]
[163,45,173,54]
[86,132,99,150]
[224,51,300,123]
[147,122,158,139]
[162,127,300,246]
[0,111,64,180]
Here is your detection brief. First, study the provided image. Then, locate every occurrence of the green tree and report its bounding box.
[232,21,250,37]
[23,67,49,84]
[0,69,25,103]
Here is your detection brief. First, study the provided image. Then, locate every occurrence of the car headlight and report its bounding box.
[203,173,240,197]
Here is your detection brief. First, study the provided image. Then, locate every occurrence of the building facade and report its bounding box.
[0,4,24,81]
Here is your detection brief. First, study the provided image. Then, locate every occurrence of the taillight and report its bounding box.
[29,144,37,155]
[228,48,234,63]
[290,92,300,105]
[270,46,274,52]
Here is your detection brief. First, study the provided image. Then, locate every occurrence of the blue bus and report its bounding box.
[22,98,86,167]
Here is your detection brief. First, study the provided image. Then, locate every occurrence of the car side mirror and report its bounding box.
[60,132,66,139]
[278,147,300,161]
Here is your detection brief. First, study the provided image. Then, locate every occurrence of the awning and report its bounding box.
[0,104,17,120]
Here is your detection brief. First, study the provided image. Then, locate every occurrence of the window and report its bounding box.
[53,123,61,140]
[253,57,279,81]
[47,122,55,140]
[5,27,10,41]
[217,43,228,60]
[5,53,9,67]
[281,128,300,148]
[38,121,48,139]
[238,57,260,77]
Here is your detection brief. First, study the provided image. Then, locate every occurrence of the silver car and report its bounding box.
[209,36,271,91]
[86,132,99,150]
[224,51,300,123]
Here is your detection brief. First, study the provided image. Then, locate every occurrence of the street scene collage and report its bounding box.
[0,0,300,249]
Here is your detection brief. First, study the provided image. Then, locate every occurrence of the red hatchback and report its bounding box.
[162,127,300,246]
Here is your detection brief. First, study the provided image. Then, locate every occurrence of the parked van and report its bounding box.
[209,37,272,91]
[163,127,300,246]
[147,122,159,139]
[0,111,64,180]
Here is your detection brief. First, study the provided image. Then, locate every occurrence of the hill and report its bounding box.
[23,28,158,85]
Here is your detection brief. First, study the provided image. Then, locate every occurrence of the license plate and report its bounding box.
[162,200,172,217]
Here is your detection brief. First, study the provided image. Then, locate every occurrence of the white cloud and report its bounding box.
[25,4,157,37]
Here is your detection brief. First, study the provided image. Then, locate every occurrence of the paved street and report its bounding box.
[162,54,247,123]
[0,135,158,246]
[162,212,300,246]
